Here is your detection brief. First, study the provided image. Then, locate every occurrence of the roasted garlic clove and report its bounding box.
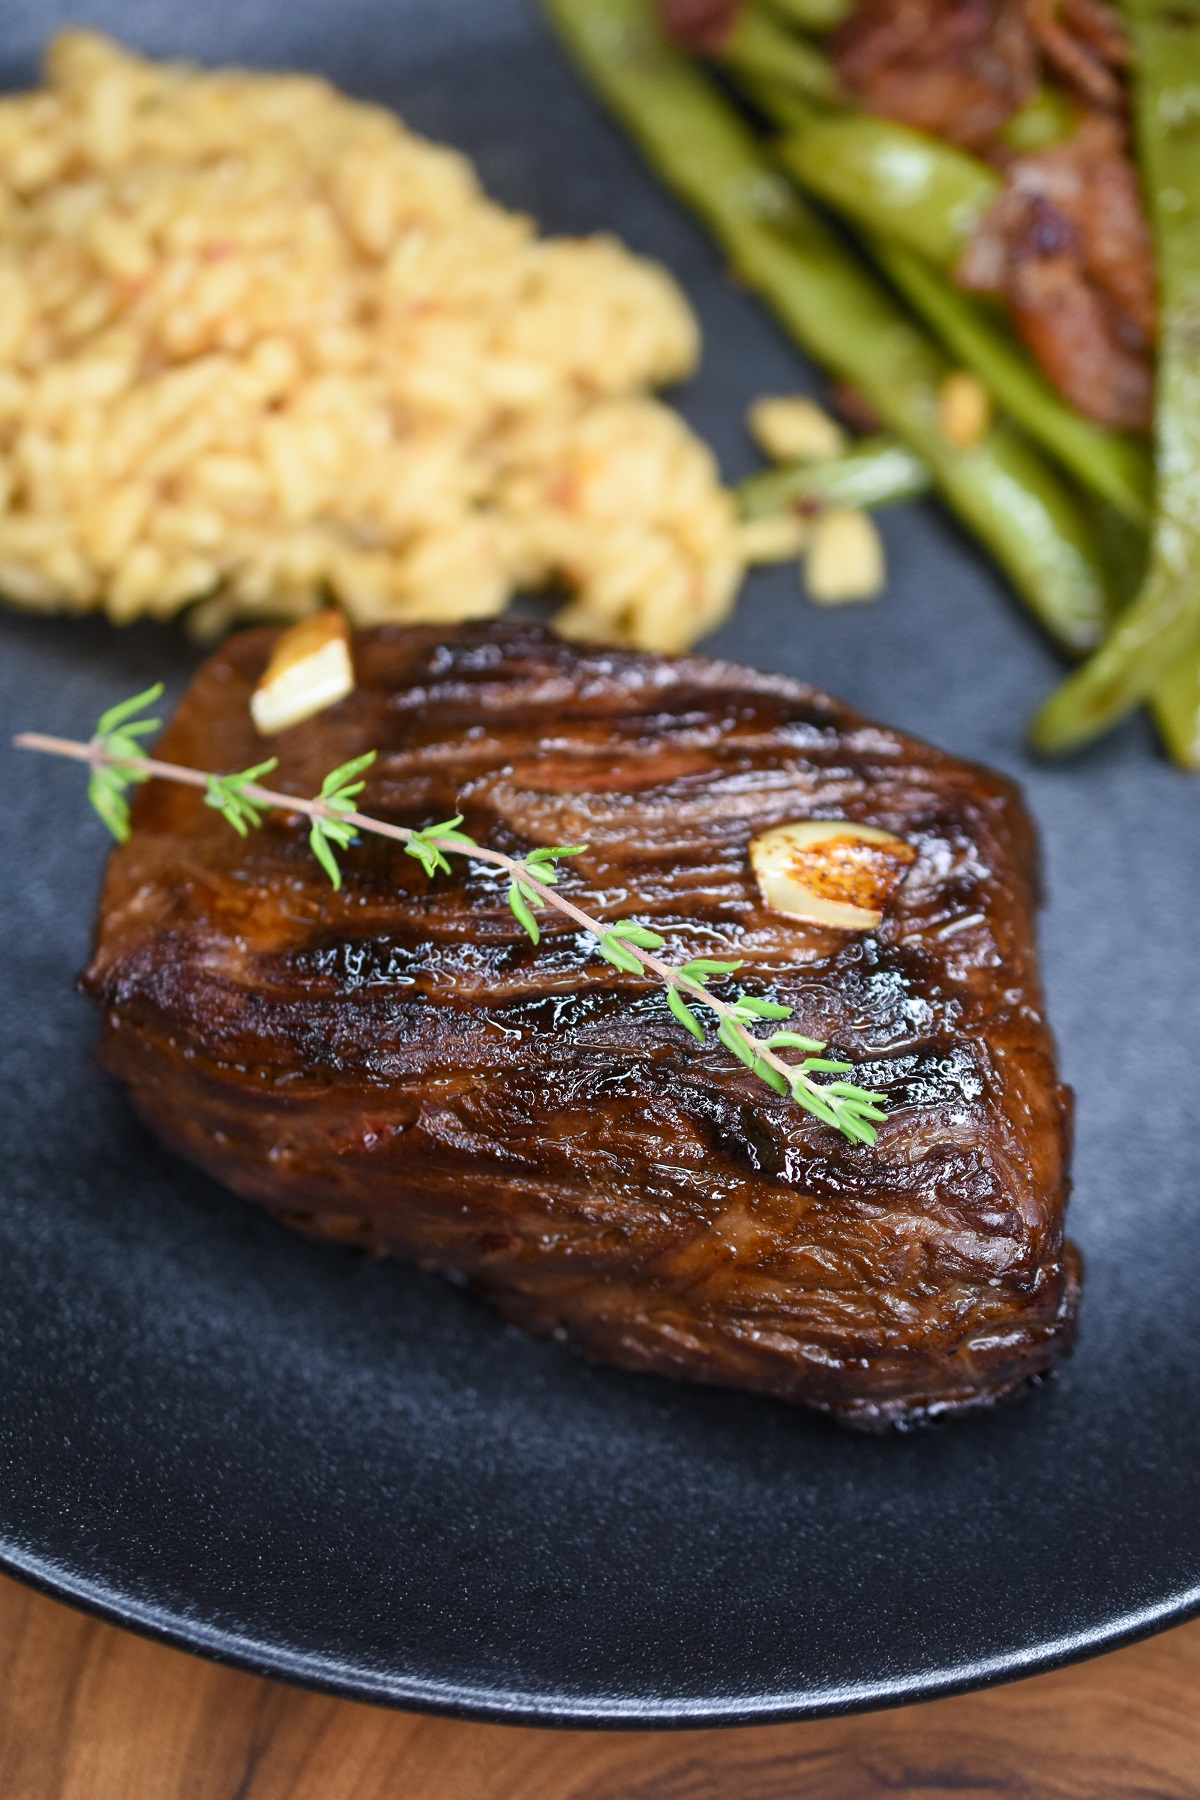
[749,820,916,930]
[737,511,810,565]
[937,370,992,449]
[250,610,354,735]
[747,394,846,464]
[804,509,885,605]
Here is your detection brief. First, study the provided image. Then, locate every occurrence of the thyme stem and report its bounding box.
[14,727,887,1143]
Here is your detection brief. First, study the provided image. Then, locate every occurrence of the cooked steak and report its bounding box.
[82,623,1079,1428]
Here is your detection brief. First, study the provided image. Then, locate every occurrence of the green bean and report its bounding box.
[757,0,853,34]
[720,4,840,103]
[739,71,1153,527]
[1081,496,1149,620]
[997,86,1078,153]
[1151,635,1200,769]
[1030,0,1200,752]
[776,115,999,268]
[872,242,1153,525]
[543,0,1110,650]
[739,435,931,517]
[739,71,820,132]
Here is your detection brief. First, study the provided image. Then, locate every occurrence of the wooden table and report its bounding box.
[3,1574,1199,1798]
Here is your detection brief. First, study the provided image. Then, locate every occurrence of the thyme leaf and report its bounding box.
[204,758,279,837]
[406,815,477,879]
[508,879,542,943]
[86,681,164,842]
[308,751,377,890]
[666,982,705,1042]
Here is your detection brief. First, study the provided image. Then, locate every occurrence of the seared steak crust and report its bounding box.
[83,623,1078,1428]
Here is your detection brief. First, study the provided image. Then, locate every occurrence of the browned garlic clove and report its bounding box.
[804,509,885,605]
[747,394,846,464]
[749,820,916,930]
[936,370,992,449]
[250,611,354,735]
[737,512,810,564]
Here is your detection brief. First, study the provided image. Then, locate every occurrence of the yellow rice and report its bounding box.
[0,32,744,651]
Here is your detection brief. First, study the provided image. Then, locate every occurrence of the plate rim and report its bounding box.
[2,0,1197,1733]
[5,1541,1199,1727]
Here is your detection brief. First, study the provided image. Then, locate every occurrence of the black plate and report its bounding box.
[3,0,1199,1729]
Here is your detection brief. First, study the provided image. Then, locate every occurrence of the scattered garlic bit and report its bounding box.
[937,371,992,449]
[250,610,354,736]
[748,395,846,465]
[804,509,885,605]
[737,512,810,565]
[749,821,916,931]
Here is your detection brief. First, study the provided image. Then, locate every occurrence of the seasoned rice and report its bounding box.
[0,32,744,651]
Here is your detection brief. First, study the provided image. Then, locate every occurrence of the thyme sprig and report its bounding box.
[15,688,888,1145]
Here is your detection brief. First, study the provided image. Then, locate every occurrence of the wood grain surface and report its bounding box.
[2,1574,1199,1799]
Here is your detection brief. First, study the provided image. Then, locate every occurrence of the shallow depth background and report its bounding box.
[1,0,1198,1724]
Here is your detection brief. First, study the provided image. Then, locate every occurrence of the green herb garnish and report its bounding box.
[16,688,887,1145]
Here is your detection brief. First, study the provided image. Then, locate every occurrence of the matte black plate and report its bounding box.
[2,0,1199,1729]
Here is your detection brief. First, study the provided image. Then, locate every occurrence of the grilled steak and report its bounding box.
[82,623,1079,1428]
